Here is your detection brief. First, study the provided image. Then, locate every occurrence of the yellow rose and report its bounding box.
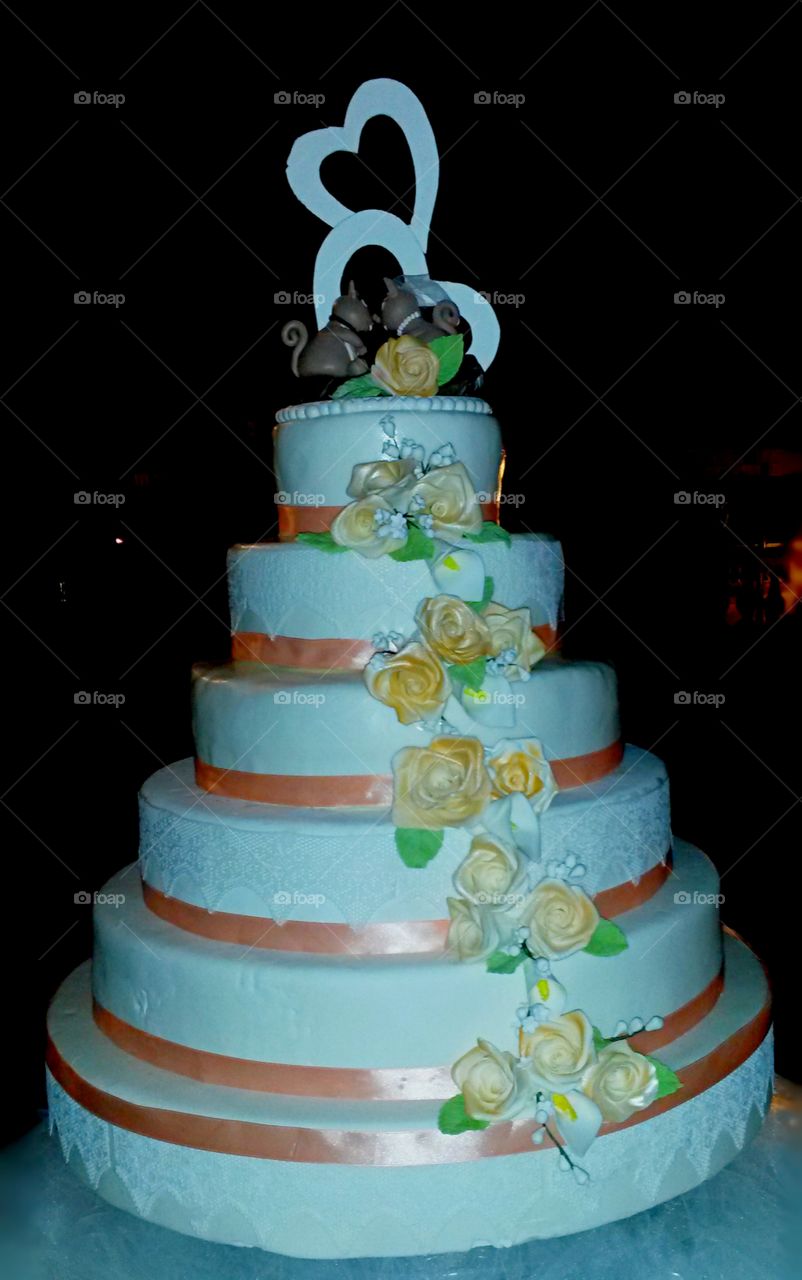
[488,739,551,801]
[519,1010,595,1089]
[581,1041,659,1122]
[483,603,547,677]
[372,335,440,397]
[392,735,492,828]
[346,457,418,505]
[453,834,526,909]
[452,1039,534,1122]
[364,642,449,725]
[416,595,492,665]
[446,897,507,962]
[330,496,406,558]
[407,462,482,541]
[518,878,599,960]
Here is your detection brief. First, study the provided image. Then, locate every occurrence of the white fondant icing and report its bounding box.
[229,532,564,643]
[273,399,503,510]
[191,658,620,782]
[95,842,720,1070]
[139,750,671,924]
[47,942,772,1257]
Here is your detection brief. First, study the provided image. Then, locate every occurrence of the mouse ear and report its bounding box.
[347,279,358,298]
[383,277,397,296]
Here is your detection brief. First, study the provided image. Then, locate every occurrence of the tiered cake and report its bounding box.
[47,80,772,1259]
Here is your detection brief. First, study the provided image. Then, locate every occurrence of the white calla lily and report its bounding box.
[550,1089,603,1157]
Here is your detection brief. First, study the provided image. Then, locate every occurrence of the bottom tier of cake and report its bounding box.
[47,936,771,1260]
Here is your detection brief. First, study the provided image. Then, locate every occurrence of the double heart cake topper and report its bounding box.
[285,78,500,371]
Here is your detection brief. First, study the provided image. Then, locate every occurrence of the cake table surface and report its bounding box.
[2,1084,799,1280]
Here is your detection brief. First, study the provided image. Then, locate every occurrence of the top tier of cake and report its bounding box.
[273,396,504,539]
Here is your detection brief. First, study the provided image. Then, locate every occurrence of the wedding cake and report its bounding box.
[47,80,772,1259]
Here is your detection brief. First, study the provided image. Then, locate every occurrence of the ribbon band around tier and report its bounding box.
[142,850,671,956]
[92,961,721,1100]
[232,623,559,671]
[47,982,770,1165]
[194,740,624,806]
[278,500,499,540]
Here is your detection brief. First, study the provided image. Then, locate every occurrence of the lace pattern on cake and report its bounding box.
[138,757,670,923]
[46,1033,772,1254]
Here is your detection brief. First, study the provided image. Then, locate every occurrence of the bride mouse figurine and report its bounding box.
[281,281,373,378]
[380,277,460,342]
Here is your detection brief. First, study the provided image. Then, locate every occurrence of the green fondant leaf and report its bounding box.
[583,918,629,957]
[467,576,495,613]
[296,532,349,554]
[486,947,527,974]
[332,374,389,399]
[592,1026,612,1053]
[447,657,487,691]
[429,334,465,386]
[389,523,435,562]
[394,827,444,868]
[465,522,511,547]
[647,1056,683,1100]
[438,1093,489,1134]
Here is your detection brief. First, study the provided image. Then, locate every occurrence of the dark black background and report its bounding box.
[2,3,800,1146]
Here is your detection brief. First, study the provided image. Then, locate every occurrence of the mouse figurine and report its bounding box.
[380,277,460,342]
[281,282,373,378]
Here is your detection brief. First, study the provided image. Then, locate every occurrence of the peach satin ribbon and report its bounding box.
[232,623,560,671]
[194,740,624,806]
[142,852,672,957]
[279,501,499,540]
[91,963,721,1101]
[47,993,771,1164]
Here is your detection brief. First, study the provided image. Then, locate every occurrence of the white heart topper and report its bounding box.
[285,78,500,371]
